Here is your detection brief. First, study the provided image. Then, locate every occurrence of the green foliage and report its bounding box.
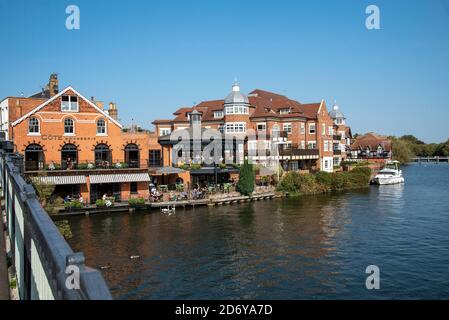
[219,163,227,169]
[391,137,414,163]
[315,171,333,187]
[9,278,17,289]
[64,200,84,209]
[96,199,106,207]
[179,163,190,170]
[277,167,371,195]
[128,197,146,206]
[32,173,55,206]
[54,220,73,239]
[190,163,201,170]
[236,160,255,196]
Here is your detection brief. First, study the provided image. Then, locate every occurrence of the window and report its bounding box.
[301,141,305,149]
[97,119,106,135]
[328,127,333,136]
[324,140,329,152]
[279,108,290,115]
[225,122,246,133]
[214,111,223,118]
[130,182,138,194]
[61,95,78,112]
[224,104,248,115]
[300,123,305,134]
[64,118,74,134]
[257,123,266,132]
[159,128,171,136]
[218,124,225,133]
[324,160,329,169]
[28,117,40,134]
[283,123,292,134]
[309,123,316,134]
[308,141,317,149]
[322,123,326,135]
[149,150,162,167]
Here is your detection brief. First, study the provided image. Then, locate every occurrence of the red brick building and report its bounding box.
[0,74,162,203]
[153,83,341,173]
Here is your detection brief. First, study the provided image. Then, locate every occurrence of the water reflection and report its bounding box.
[67,165,449,299]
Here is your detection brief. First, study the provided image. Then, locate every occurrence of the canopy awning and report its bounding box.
[153,167,185,175]
[33,175,87,185]
[89,173,151,184]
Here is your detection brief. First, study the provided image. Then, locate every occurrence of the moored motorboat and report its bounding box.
[373,160,405,185]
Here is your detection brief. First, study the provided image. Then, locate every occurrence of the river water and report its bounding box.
[67,164,449,299]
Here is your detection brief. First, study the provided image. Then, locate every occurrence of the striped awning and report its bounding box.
[33,175,87,185]
[89,173,151,184]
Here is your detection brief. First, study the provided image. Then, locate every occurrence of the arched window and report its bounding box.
[97,118,106,134]
[64,118,74,134]
[28,117,40,134]
[25,144,44,171]
[61,144,78,169]
[95,144,112,167]
[124,143,140,168]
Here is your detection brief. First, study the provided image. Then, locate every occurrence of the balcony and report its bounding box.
[25,159,147,173]
[333,134,342,141]
[333,149,342,155]
[279,148,320,157]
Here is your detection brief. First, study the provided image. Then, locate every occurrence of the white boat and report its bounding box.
[373,160,405,185]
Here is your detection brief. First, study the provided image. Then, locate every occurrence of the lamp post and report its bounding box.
[273,136,287,184]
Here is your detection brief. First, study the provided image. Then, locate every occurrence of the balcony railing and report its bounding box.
[25,159,145,172]
[279,148,320,156]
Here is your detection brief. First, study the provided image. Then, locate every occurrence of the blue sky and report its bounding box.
[1,0,448,143]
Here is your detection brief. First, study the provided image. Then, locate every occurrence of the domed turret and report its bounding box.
[224,83,249,105]
[329,101,345,125]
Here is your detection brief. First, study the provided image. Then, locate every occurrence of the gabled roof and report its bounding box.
[351,132,392,151]
[11,86,123,128]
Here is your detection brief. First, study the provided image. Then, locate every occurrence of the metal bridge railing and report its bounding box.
[0,143,112,300]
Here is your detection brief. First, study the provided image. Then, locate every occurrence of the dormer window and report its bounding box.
[214,111,223,118]
[61,95,78,112]
[279,108,290,115]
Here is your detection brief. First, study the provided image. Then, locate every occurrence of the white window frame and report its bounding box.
[159,128,171,136]
[283,123,292,134]
[301,141,305,149]
[300,123,305,134]
[308,141,317,149]
[257,122,266,132]
[309,123,316,134]
[322,123,326,135]
[96,118,107,135]
[224,104,248,115]
[225,122,246,133]
[61,95,79,112]
[214,111,223,118]
[328,126,333,136]
[28,117,40,135]
[64,118,75,135]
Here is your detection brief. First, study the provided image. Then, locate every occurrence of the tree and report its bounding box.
[391,137,414,163]
[32,173,55,207]
[236,160,255,196]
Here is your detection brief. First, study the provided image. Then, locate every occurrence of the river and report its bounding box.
[67,164,449,299]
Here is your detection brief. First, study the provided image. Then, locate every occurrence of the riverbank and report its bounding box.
[276,166,372,196]
[52,190,281,218]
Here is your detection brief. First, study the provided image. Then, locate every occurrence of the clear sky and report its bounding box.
[1,0,448,143]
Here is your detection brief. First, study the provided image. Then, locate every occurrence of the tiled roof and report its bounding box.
[160,89,322,123]
[351,132,392,151]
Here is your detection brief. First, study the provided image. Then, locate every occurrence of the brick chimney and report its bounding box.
[48,73,59,96]
[108,102,118,120]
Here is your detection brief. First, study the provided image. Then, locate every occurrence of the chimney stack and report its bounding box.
[48,73,59,97]
[108,102,118,120]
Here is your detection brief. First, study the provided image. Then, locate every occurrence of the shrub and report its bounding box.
[219,163,227,169]
[315,171,333,187]
[179,163,190,170]
[128,197,145,206]
[190,163,201,170]
[236,160,255,196]
[96,199,106,207]
[64,200,84,209]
